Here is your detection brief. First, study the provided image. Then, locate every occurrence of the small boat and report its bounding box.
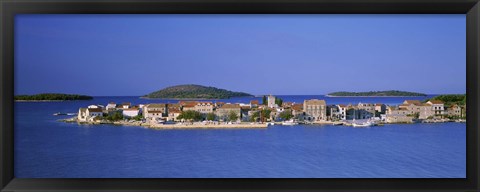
[352,121,373,127]
[66,113,77,116]
[351,110,374,127]
[332,122,344,126]
[282,119,298,125]
[266,122,275,126]
[53,112,67,116]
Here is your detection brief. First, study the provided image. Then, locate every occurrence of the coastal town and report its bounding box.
[64,95,466,129]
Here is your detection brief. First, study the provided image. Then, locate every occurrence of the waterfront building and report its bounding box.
[123,108,140,118]
[418,104,435,119]
[106,102,117,111]
[194,102,214,114]
[250,100,259,108]
[167,108,182,121]
[447,104,463,118]
[215,104,241,121]
[119,102,131,109]
[345,105,357,120]
[303,99,327,121]
[267,95,276,108]
[291,103,304,119]
[357,103,375,119]
[385,106,413,123]
[427,100,445,117]
[78,108,87,122]
[403,100,422,105]
[180,101,197,111]
[282,102,293,108]
[143,103,167,121]
[399,100,434,119]
[215,102,226,108]
[87,108,103,117]
[269,108,279,121]
[241,106,251,121]
[399,103,420,114]
[375,103,386,115]
[327,105,341,121]
[337,104,348,120]
[78,107,103,122]
[88,105,102,109]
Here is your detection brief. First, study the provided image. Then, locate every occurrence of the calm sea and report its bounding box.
[14,95,466,178]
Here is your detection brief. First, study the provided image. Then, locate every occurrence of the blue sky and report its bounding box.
[15,14,466,96]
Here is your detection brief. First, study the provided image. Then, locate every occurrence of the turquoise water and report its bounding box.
[14,96,466,178]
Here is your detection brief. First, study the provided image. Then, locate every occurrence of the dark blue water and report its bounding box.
[14,96,466,178]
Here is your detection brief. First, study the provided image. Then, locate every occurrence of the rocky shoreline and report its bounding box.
[59,118,268,129]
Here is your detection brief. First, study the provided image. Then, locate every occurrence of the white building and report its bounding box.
[337,104,348,120]
[119,102,131,109]
[143,103,167,121]
[427,100,445,117]
[123,108,140,118]
[78,107,103,122]
[106,102,117,111]
[78,108,87,122]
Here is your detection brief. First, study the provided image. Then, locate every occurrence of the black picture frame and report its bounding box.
[1,0,479,191]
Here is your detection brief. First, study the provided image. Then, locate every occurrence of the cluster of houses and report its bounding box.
[77,95,466,124]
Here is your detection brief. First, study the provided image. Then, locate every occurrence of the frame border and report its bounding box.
[1,0,479,191]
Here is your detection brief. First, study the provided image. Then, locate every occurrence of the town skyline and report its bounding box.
[15,14,466,96]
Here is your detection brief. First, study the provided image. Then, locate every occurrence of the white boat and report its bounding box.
[282,119,298,125]
[66,113,77,116]
[266,122,275,126]
[332,122,344,126]
[352,121,373,127]
[351,110,373,127]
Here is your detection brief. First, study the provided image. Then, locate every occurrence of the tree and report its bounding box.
[414,112,419,119]
[250,111,259,122]
[275,97,283,106]
[262,95,267,105]
[178,110,203,121]
[279,110,293,120]
[206,112,216,121]
[106,111,123,121]
[259,109,271,122]
[228,111,239,121]
[133,114,143,121]
[93,116,103,121]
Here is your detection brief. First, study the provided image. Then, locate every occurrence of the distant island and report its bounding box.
[326,90,427,97]
[144,84,253,99]
[15,93,93,101]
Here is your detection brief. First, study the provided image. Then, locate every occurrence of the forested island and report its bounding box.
[15,93,93,101]
[326,90,427,97]
[144,84,253,99]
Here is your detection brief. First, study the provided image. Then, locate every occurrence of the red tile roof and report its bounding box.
[219,104,241,109]
[168,108,182,113]
[428,100,444,104]
[404,100,422,105]
[88,108,103,113]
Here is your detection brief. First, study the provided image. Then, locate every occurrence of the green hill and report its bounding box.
[424,94,466,106]
[144,84,252,99]
[327,90,427,97]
